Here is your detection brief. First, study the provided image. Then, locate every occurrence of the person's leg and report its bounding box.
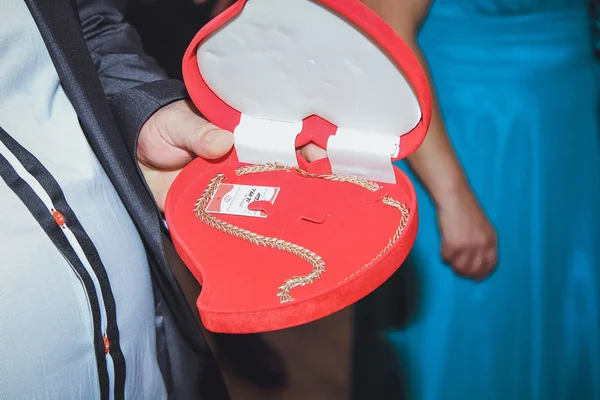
[214,333,288,389]
[351,259,416,400]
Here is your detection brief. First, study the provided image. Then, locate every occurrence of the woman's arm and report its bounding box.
[363,0,497,280]
[363,0,468,207]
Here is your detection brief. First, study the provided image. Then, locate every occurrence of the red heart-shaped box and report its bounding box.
[165,0,432,333]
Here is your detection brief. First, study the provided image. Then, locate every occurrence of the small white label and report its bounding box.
[205,183,280,218]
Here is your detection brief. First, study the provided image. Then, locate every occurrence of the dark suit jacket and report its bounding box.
[21,0,229,398]
[127,0,215,80]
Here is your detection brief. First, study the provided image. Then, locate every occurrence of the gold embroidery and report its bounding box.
[193,163,410,303]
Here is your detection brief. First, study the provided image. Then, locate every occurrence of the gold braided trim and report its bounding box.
[193,163,410,304]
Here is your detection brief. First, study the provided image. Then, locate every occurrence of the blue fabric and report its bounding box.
[387,1,600,399]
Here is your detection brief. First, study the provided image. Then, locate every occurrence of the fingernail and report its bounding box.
[205,130,219,143]
[205,130,234,148]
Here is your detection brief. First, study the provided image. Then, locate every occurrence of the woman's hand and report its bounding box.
[437,189,498,280]
[361,0,498,281]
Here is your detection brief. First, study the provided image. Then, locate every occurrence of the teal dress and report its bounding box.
[353,1,600,399]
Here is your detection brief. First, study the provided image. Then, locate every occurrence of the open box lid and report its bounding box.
[182,0,431,184]
[169,0,433,333]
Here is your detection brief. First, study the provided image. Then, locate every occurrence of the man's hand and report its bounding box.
[138,100,234,210]
[437,189,498,281]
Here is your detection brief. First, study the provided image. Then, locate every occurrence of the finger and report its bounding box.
[471,247,498,281]
[139,164,182,212]
[470,253,484,275]
[298,143,327,162]
[441,241,459,265]
[169,118,234,160]
[470,254,489,281]
[450,249,489,280]
[191,125,235,159]
[451,251,475,278]
[488,245,499,267]
[482,247,499,275]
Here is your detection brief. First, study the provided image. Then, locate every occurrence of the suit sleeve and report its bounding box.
[76,0,188,158]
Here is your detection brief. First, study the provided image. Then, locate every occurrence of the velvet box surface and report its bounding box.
[165,0,432,333]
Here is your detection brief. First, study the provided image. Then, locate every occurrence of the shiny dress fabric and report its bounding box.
[353,1,600,399]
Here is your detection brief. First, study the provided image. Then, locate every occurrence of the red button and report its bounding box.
[52,210,65,227]
[103,335,110,354]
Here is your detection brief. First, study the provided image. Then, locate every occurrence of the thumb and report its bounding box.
[161,103,234,159]
[186,123,234,159]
